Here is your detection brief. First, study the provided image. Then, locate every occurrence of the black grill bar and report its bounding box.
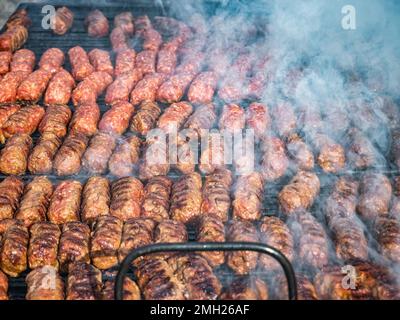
[115,242,298,300]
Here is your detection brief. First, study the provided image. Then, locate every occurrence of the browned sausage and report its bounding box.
[82,132,116,174]
[69,103,100,136]
[88,48,113,77]
[16,68,53,102]
[52,6,74,35]
[0,71,29,104]
[114,12,134,36]
[0,133,32,175]
[0,25,28,52]
[187,71,218,104]
[246,102,271,140]
[25,266,64,300]
[130,73,166,106]
[85,9,109,38]
[98,101,135,135]
[44,69,75,105]
[114,49,136,77]
[0,176,24,220]
[10,49,35,74]
[141,176,172,222]
[38,48,65,75]
[135,50,157,75]
[0,51,12,75]
[81,176,110,223]
[104,69,143,105]
[38,104,72,138]
[68,46,94,81]
[108,135,142,177]
[27,132,61,174]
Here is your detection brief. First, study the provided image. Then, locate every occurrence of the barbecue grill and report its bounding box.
[0,0,400,301]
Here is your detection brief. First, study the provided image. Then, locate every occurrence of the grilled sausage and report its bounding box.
[52,6,74,35]
[130,73,166,106]
[38,48,65,75]
[47,180,82,224]
[271,103,297,138]
[199,133,225,174]
[157,101,193,134]
[44,69,75,105]
[259,216,294,271]
[170,172,202,224]
[110,27,129,52]
[0,25,28,52]
[27,132,62,174]
[0,270,8,300]
[114,49,136,77]
[219,104,246,133]
[88,48,113,77]
[142,28,162,52]
[105,69,142,105]
[232,172,263,221]
[38,104,72,138]
[201,168,232,222]
[130,100,161,135]
[260,135,289,182]
[134,15,152,35]
[138,138,170,180]
[286,133,315,171]
[184,103,217,138]
[58,222,90,272]
[118,218,156,264]
[69,104,100,137]
[99,101,135,135]
[6,8,31,29]
[0,223,29,277]
[1,105,45,139]
[53,132,88,176]
[220,276,269,300]
[85,9,109,38]
[0,71,27,104]
[0,105,21,135]
[0,51,12,75]
[196,216,226,267]
[108,135,142,177]
[374,216,400,264]
[135,257,185,300]
[15,176,53,227]
[25,266,64,300]
[0,133,32,175]
[288,211,329,268]
[81,176,110,223]
[114,12,134,36]
[246,102,271,140]
[174,138,196,174]
[82,132,116,174]
[188,72,218,104]
[102,273,140,300]
[10,49,35,74]
[154,219,188,244]
[68,46,94,81]
[28,222,61,269]
[66,262,102,300]
[71,71,112,106]
[110,177,144,221]
[91,216,123,270]
[279,170,320,215]
[312,133,345,173]
[0,176,24,220]
[141,176,172,222]
[157,72,196,103]
[169,254,222,300]
[357,173,392,220]
[135,50,157,75]
[271,273,318,300]
[226,220,259,275]
[157,48,177,75]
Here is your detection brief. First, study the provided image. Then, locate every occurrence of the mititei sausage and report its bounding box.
[110,177,144,221]
[38,104,72,138]
[114,12,134,36]
[135,50,157,75]
[82,132,116,174]
[130,73,165,106]
[66,262,102,300]
[0,223,29,277]
[184,103,217,138]
[98,101,135,135]
[88,49,113,77]
[53,132,88,176]
[157,72,195,103]
[134,15,151,36]
[232,172,264,221]
[69,103,100,136]
[130,101,161,135]
[52,6,74,35]
[0,104,21,131]
[108,135,142,177]
[287,134,315,171]
[220,276,269,300]
[246,102,271,140]
[105,69,143,105]
[27,132,62,174]
[0,25,28,52]
[0,71,28,104]
[0,133,32,175]
[44,69,75,105]
[25,266,64,300]
[157,48,177,75]
[71,71,112,106]
[142,28,162,52]
[81,176,110,223]
[38,48,65,75]
[68,46,94,81]
[28,222,61,269]
[16,69,53,102]
[138,138,170,180]
[6,8,31,29]
[110,27,129,53]
[218,103,246,133]
[260,135,289,182]
[1,105,45,139]
[10,49,35,74]
[187,72,218,104]
[312,132,345,173]
[0,51,12,75]
[85,9,109,38]
[141,176,172,222]
[114,49,136,77]
[157,101,193,134]
[90,215,123,270]
[0,176,24,220]
[47,180,82,224]
[58,222,90,272]
[15,176,53,227]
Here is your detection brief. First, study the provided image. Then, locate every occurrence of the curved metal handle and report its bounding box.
[115,242,297,300]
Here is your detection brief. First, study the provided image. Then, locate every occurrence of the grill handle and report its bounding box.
[115,242,297,300]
